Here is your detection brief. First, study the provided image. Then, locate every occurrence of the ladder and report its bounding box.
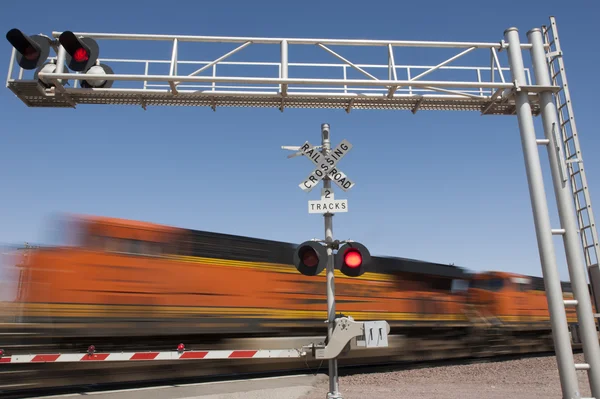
[543,17,600,318]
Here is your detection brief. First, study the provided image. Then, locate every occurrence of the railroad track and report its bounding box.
[0,331,566,398]
[0,349,569,399]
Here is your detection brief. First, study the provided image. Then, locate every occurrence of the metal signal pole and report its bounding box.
[321,123,341,399]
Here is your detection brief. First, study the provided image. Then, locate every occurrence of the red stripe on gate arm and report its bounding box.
[80,354,110,361]
[32,354,60,362]
[131,352,159,360]
[228,350,257,358]
[180,351,209,359]
[0,357,11,363]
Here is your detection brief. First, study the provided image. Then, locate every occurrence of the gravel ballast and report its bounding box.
[300,354,592,399]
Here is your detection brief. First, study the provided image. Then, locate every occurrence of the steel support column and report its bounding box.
[528,27,600,398]
[504,27,581,399]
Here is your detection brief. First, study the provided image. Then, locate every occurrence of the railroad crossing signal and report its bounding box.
[292,240,371,278]
[58,31,114,88]
[59,31,100,72]
[5,28,115,89]
[5,29,51,70]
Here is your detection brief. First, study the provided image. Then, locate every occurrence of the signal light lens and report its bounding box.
[177,343,185,351]
[59,31,99,72]
[336,242,371,277]
[344,249,362,268]
[0,349,4,357]
[293,241,327,276]
[300,247,319,268]
[23,47,39,61]
[87,345,95,354]
[73,48,89,63]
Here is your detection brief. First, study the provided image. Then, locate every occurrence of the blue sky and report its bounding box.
[0,0,599,287]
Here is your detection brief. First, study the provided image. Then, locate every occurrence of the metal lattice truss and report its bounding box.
[5,31,559,114]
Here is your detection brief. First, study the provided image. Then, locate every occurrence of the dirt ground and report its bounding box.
[300,354,592,399]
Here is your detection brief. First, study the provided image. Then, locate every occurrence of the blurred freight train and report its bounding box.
[0,214,585,355]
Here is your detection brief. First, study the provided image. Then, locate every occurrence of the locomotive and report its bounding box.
[0,213,580,346]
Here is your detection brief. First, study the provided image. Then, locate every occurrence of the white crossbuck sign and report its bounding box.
[298,139,355,193]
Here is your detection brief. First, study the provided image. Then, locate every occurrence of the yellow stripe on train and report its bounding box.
[0,302,577,324]
[166,255,395,282]
[2,302,472,322]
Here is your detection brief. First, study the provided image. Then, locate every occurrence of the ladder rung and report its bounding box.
[558,102,568,110]
[575,363,590,370]
[562,119,571,127]
[564,299,578,306]
[552,70,561,80]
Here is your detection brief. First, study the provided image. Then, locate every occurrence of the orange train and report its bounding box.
[0,214,583,345]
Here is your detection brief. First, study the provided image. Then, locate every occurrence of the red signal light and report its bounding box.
[73,47,89,63]
[23,47,39,61]
[0,349,4,357]
[336,242,371,277]
[87,345,95,355]
[58,31,99,72]
[300,247,319,268]
[293,241,327,276]
[344,249,362,268]
[5,28,51,70]
[177,343,185,352]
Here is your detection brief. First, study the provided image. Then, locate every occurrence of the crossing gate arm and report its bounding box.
[0,317,390,364]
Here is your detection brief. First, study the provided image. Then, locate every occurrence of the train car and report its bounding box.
[1,214,472,346]
[467,271,580,329]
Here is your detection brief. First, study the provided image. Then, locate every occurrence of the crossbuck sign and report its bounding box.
[298,139,355,193]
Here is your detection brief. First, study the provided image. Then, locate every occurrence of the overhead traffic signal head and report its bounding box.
[293,241,327,276]
[6,29,51,70]
[59,31,99,72]
[335,242,371,277]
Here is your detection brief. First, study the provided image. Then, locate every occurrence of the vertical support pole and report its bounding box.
[529,28,600,397]
[321,123,341,399]
[53,45,70,87]
[504,27,581,399]
[169,39,178,94]
[6,47,16,86]
[55,45,66,75]
[280,40,288,95]
[169,39,178,76]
